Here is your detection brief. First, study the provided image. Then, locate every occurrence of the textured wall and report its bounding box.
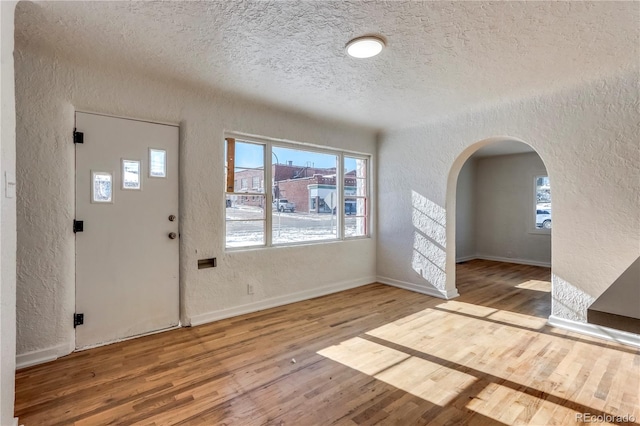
[14,46,376,358]
[378,70,640,323]
[1,2,17,424]
[475,152,551,265]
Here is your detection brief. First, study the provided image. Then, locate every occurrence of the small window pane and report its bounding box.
[535,176,552,230]
[233,142,264,192]
[122,160,141,189]
[226,221,265,247]
[345,156,367,179]
[92,171,113,203]
[225,195,265,220]
[149,149,167,178]
[345,217,367,238]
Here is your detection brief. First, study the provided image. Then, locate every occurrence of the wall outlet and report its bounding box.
[247,284,254,295]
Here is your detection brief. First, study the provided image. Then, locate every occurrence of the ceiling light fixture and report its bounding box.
[346,35,385,59]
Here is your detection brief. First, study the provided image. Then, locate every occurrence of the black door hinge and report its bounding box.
[73,129,84,144]
[74,313,84,328]
[73,220,84,233]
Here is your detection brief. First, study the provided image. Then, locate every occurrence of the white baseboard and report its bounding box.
[190,276,376,327]
[376,276,459,299]
[12,417,19,426]
[471,254,551,268]
[548,315,640,348]
[455,255,477,263]
[16,342,74,370]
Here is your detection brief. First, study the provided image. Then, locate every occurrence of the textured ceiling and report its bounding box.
[15,1,639,131]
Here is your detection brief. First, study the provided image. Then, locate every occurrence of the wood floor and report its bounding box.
[15,260,640,425]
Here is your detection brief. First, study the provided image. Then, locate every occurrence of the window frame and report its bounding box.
[224,133,371,250]
[530,173,551,235]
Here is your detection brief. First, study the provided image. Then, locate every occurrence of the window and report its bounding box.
[345,156,368,237]
[272,146,338,244]
[225,139,265,247]
[534,175,551,230]
[225,136,371,249]
[149,149,167,178]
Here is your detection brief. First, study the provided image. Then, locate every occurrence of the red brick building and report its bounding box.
[230,163,356,213]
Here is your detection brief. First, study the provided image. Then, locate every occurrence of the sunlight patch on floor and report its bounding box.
[515,280,551,292]
[317,336,410,377]
[318,336,475,406]
[467,383,579,425]
[435,300,547,330]
[487,309,548,330]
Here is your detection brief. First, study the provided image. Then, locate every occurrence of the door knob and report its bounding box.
[168,232,177,239]
[169,215,176,222]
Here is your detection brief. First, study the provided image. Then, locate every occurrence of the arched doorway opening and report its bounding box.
[445,138,552,314]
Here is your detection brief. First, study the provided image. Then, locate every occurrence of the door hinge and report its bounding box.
[73,129,84,144]
[74,313,84,328]
[73,220,84,233]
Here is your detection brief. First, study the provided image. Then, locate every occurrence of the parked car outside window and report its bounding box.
[536,209,551,229]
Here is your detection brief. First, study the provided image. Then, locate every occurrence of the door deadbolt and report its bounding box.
[168,215,176,222]
[168,232,177,239]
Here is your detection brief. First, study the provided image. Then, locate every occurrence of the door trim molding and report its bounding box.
[75,109,180,128]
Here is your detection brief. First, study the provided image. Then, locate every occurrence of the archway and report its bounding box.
[445,137,553,298]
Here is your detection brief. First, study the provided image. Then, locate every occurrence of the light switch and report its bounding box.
[5,172,16,199]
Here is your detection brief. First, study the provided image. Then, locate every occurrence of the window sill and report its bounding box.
[225,235,371,252]
[528,229,551,235]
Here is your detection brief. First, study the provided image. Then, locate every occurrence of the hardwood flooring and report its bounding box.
[15,260,640,425]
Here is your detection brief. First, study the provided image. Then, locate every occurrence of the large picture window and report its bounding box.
[225,136,371,249]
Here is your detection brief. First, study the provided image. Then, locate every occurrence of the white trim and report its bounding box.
[376,276,459,299]
[16,342,75,370]
[12,418,19,426]
[455,255,477,263]
[75,110,180,128]
[474,254,551,268]
[225,130,371,157]
[548,315,640,348]
[189,277,375,326]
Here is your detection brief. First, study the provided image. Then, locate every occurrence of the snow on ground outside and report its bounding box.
[226,205,365,247]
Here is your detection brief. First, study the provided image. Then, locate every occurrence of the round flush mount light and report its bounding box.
[346,35,385,59]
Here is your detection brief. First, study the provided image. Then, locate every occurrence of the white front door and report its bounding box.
[75,112,179,349]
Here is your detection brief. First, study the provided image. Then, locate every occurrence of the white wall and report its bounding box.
[14,44,377,363]
[377,70,640,323]
[455,158,476,261]
[474,152,551,266]
[0,2,17,425]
